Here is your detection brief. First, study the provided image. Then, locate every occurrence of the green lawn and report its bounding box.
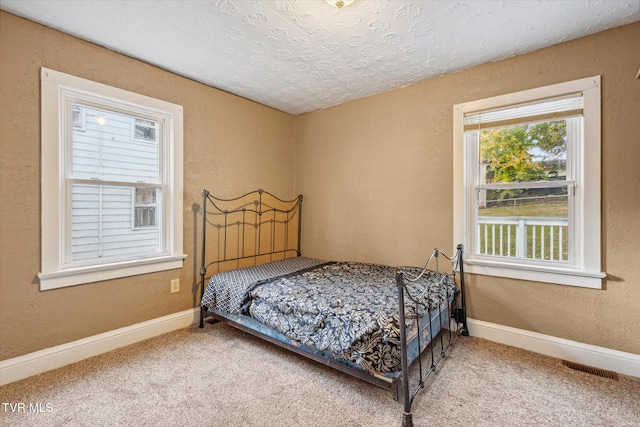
[478,202,568,218]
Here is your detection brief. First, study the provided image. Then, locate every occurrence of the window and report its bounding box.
[132,118,157,142]
[133,188,158,228]
[39,68,185,290]
[453,76,604,288]
[72,104,85,130]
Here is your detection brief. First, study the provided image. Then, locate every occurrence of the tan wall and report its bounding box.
[1,10,638,362]
[0,12,295,360]
[295,22,640,355]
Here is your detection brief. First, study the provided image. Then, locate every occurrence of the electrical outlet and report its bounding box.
[170,279,180,293]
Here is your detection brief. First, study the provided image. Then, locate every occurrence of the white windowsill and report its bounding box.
[38,254,187,290]
[464,258,605,289]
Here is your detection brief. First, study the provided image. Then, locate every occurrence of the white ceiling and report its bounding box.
[2,0,638,115]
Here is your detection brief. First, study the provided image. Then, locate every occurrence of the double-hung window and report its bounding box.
[39,68,185,290]
[453,76,604,288]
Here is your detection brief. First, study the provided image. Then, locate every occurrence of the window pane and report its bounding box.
[135,188,157,205]
[134,118,157,142]
[478,188,568,217]
[479,120,567,184]
[72,105,84,130]
[71,184,161,263]
[70,105,160,184]
[476,187,569,262]
[135,207,157,227]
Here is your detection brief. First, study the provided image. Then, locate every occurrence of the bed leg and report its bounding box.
[456,244,469,337]
[402,412,413,427]
[396,269,413,427]
[199,191,209,330]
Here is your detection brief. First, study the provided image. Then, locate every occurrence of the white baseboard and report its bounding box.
[0,307,199,386]
[3,312,637,386]
[467,318,640,378]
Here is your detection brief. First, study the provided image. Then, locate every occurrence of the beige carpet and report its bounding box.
[1,323,639,426]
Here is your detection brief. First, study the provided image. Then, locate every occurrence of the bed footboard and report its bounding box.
[395,245,468,427]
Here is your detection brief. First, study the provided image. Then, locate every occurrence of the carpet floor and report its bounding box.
[1,323,639,426]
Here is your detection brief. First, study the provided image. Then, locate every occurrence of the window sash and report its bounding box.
[65,101,166,266]
[465,116,580,269]
[68,103,162,185]
[66,181,165,267]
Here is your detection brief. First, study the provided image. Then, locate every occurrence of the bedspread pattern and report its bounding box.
[242,262,456,373]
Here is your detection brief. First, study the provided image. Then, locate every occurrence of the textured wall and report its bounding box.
[1,11,638,362]
[295,23,640,355]
[0,11,295,360]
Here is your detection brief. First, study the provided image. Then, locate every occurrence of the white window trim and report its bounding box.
[39,68,186,290]
[453,76,605,289]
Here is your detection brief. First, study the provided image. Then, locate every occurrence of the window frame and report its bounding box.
[453,76,605,289]
[39,68,186,290]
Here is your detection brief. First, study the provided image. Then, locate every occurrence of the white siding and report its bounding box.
[69,105,161,264]
[71,185,160,262]
[71,107,159,183]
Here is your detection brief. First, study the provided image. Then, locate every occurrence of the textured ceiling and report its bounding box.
[1,0,638,115]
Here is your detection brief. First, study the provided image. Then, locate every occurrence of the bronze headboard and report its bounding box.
[199,188,303,284]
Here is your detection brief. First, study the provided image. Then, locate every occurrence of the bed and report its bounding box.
[198,189,468,427]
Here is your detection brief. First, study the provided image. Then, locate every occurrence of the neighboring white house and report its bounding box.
[70,104,161,263]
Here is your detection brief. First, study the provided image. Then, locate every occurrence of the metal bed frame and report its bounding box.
[198,189,468,427]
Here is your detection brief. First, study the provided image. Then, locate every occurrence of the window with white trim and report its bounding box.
[39,68,186,290]
[453,76,604,288]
